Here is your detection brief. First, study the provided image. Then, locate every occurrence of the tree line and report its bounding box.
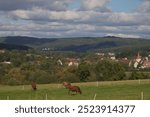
[0,50,149,85]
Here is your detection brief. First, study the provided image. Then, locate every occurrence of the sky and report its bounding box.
[0,0,149,39]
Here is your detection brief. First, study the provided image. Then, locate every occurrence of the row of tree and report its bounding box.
[0,50,150,85]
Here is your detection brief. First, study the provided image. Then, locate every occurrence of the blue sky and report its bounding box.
[69,0,80,10]
[109,0,141,12]
[69,0,141,12]
[0,0,149,39]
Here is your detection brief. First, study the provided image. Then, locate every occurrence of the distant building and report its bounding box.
[57,59,63,66]
[130,52,150,69]
[0,49,5,53]
[95,53,105,56]
[108,52,116,60]
[66,58,79,67]
[133,52,142,68]
[110,56,116,60]
[1,61,12,64]
[142,61,150,68]
[108,52,115,56]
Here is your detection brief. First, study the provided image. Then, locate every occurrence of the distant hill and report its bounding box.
[0,43,32,50]
[1,36,57,46]
[0,36,150,52]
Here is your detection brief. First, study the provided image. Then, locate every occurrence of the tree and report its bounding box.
[28,70,51,84]
[95,60,126,81]
[76,63,90,81]
[129,71,150,80]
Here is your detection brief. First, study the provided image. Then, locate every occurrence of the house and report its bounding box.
[108,52,115,56]
[1,61,12,64]
[142,61,150,68]
[0,49,5,53]
[95,53,105,56]
[129,52,150,69]
[133,52,142,68]
[108,52,116,60]
[110,56,116,60]
[66,58,79,67]
[57,59,63,66]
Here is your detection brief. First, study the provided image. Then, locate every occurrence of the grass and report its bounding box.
[0,79,150,100]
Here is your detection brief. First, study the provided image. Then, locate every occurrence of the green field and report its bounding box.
[0,79,150,100]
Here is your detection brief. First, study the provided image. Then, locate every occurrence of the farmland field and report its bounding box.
[0,79,150,100]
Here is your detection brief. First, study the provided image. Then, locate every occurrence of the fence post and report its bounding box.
[7,96,9,100]
[93,93,97,100]
[139,79,141,85]
[141,92,144,100]
[96,81,99,87]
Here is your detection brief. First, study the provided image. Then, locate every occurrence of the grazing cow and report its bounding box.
[31,82,37,91]
[67,85,82,95]
[63,82,82,95]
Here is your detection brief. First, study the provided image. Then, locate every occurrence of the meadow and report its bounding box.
[0,79,150,100]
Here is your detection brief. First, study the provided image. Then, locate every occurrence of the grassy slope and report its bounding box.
[0,80,150,100]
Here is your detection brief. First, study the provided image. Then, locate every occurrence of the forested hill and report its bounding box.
[0,43,32,50]
[0,36,150,52]
[1,36,57,46]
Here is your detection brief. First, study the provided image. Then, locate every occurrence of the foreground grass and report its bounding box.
[0,79,150,100]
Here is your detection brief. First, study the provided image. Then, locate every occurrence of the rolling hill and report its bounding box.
[0,36,150,52]
[0,43,32,50]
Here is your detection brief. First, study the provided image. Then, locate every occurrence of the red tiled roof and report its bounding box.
[143,61,150,67]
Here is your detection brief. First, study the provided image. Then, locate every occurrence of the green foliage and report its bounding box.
[95,60,126,81]
[28,70,51,84]
[58,67,80,83]
[0,49,150,85]
[7,78,21,86]
[76,63,90,81]
[129,71,150,80]
[1,36,150,52]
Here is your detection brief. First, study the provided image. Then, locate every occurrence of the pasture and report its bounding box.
[0,79,150,100]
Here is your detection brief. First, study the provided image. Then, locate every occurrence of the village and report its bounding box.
[57,51,150,70]
[95,52,150,69]
[1,48,150,70]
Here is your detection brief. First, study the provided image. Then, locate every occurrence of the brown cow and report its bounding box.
[31,82,37,91]
[63,82,82,95]
[67,85,82,95]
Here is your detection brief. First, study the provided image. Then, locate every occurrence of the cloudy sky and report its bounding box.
[0,0,149,38]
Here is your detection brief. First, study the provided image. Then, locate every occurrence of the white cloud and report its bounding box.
[137,0,150,13]
[9,9,150,27]
[0,0,149,39]
[0,0,74,11]
[138,0,150,12]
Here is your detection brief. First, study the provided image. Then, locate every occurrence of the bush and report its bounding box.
[28,70,51,84]
[129,71,150,80]
[7,78,21,86]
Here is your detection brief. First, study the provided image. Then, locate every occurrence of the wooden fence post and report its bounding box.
[139,79,141,85]
[96,81,99,87]
[46,94,48,100]
[93,93,97,100]
[141,92,144,100]
[7,96,9,100]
